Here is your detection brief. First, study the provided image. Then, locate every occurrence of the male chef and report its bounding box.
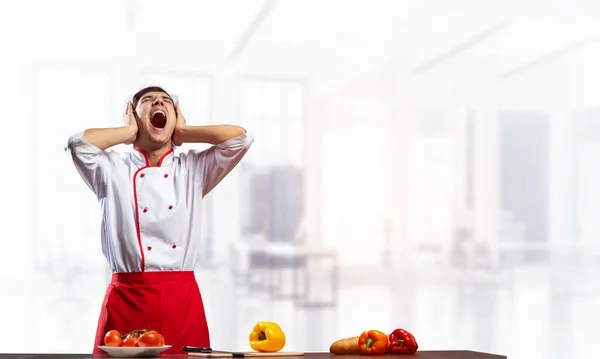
[66,86,253,354]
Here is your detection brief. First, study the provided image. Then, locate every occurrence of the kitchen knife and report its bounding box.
[182,346,246,357]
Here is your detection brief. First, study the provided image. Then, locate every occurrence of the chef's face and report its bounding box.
[134,91,176,148]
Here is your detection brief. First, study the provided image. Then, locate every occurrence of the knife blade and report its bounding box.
[182,346,246,357]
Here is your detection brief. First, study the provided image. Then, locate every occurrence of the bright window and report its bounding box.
[238,79,306,243]
[33,65,113,352]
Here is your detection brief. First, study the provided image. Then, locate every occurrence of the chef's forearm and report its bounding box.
[174,125,246,145]
[81,126,137,150]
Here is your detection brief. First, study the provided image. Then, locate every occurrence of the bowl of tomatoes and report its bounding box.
[98,329,171,358]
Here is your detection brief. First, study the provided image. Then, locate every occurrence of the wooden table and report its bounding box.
[0,352,506,359]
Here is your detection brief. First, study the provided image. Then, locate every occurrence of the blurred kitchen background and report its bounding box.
[1,0,599,358]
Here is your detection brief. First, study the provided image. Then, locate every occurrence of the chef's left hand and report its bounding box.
[173,101,187,146]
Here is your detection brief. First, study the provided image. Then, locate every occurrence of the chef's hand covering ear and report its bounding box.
[122,102,139,145]
[172,101,187,147]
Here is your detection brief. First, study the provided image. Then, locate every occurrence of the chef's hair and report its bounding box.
[131,86,176,108]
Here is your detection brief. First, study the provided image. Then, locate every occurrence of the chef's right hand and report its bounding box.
[122,102,139,145]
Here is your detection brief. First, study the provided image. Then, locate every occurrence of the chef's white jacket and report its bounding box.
[65,131,254,273]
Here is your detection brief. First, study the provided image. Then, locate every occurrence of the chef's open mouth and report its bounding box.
[150,111,167,129]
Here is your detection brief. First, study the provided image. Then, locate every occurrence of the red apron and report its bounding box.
[93,271,210,355]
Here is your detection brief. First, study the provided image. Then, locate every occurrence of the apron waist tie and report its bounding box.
[111,270,195,284]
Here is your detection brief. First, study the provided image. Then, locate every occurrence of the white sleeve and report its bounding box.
[184,131,254,197]
[65,131,112,198]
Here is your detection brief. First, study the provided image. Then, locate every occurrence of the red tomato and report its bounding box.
[104,330,122,347]
[122,334,139,347]
[137,330,165,347]
[157,332,165,346]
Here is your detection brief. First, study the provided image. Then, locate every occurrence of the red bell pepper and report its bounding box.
[358,330,389,355]
[389,328,418,354]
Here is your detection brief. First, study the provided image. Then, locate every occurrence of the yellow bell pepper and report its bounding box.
[249,321,286,352]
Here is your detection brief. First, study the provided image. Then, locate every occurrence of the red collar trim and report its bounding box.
[133,147,174,167]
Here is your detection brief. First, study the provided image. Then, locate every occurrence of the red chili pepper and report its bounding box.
[389,328,418,354]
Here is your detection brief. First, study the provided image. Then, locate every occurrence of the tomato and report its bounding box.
[104,330,123,347]
[122,334,139,347]
[138,330,165,347]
